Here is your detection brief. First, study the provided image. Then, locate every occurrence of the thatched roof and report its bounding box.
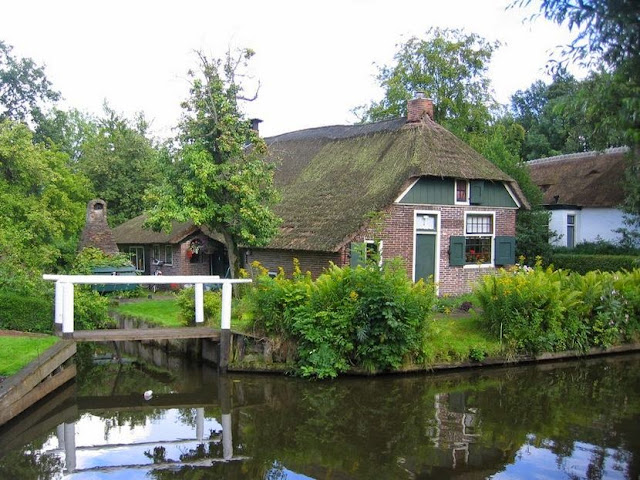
[112,215,200,244]
[528,147,629,208]
[265,116,527,252]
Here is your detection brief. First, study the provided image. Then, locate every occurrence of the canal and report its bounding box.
[0,344,639,479]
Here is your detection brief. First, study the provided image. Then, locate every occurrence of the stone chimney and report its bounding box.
[407,92,434,123]
[250,118,263,134]
[78,199,120,255]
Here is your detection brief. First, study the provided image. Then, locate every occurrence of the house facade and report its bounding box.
[247,96,528,295]
[528,147,629,247]
[112,216,229,277]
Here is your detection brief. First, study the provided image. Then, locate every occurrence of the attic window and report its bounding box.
[94,203,104,210]
[455,180,469,204]
[587,169,599,175]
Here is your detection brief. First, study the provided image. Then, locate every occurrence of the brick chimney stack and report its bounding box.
[250,118,263,134]
[78,199,120,255]
[407,92,434,123]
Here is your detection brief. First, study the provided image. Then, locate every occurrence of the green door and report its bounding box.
[415,234,436,282]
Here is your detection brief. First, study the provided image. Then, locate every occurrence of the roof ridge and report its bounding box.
[528,146,629,165]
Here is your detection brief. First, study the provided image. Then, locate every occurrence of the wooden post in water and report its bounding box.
[219,282,232,373]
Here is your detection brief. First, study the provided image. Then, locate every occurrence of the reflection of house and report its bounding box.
[112,216,229,277]
[528,147,629,247]
[251,96,528,294]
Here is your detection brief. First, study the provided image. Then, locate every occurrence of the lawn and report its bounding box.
[114,299,183,327]
[424,313,503,364]
[0,336,60,376]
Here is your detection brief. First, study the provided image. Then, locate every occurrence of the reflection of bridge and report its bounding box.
[54,409,244,475]
[0,375,251,476]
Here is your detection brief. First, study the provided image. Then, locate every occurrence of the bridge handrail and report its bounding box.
[42,274,252,336]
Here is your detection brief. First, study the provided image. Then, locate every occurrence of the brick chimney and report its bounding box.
[407,92,434,123]
[250,118,262,134]
[78,199,120,255]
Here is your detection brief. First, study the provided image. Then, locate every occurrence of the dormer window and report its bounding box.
[455,180,469,204]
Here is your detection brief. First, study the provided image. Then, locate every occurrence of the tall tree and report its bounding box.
[510,69,591,160]
[0,40,60,125]
[0,120,91,291]
[514,0,640,246]
[145,49,280,277]
[353,28,499,139]
[78,104,162,226]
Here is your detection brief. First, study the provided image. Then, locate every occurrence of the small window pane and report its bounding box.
[165,246,173,265]
[466,215,493,234]
[416,214,436,232]
[456,181,468,202]
[465,237,491,264]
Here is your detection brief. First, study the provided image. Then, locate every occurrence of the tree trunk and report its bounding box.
[223,231,241,278]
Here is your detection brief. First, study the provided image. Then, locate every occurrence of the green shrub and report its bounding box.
[74,288,113,330]
[553,240,640,256]
[475,262,579,353]
[177,288,222,326]
[475,264,640,353]
[243,259,436,378]
[0,289,53,333]
[551,254,639,274]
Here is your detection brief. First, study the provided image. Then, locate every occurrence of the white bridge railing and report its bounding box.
[42,275,252,336]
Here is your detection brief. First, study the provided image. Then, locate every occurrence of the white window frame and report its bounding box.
[566,213,576,248]
[412,210,441,288]
[463,212,495,268]
[129,246,145,272]
[164,245,173,266]
[364,239,383,267]
[455,179,470,205]
[152,244,174,266]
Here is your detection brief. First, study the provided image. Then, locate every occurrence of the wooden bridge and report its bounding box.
[42,274,251,370]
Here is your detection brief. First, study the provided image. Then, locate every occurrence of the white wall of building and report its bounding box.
[549,208,625,247]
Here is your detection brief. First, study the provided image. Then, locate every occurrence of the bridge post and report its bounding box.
[54,281,64,333]
[61,282,74,338]
[194,283,204,324]
[219,282,232,373]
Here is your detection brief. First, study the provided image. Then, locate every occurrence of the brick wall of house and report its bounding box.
[344,204,518,295]
[246,248,341,277]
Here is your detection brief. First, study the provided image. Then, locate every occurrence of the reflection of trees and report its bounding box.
[0,442,62,479]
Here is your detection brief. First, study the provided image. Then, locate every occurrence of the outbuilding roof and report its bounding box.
[528,147,629,208]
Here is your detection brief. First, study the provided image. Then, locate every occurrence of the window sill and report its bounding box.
[463,264,494,270]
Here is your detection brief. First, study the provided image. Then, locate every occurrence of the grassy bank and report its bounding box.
[0,336,59,376]
[114,298,182,327]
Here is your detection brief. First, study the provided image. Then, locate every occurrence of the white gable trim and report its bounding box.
[503,182,522,209]
[394,178,420,203]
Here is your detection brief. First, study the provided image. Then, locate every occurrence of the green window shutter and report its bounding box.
[350,242,366,268]
[469,180,484,205]
[495,236,516,266]
[449,236,466,266]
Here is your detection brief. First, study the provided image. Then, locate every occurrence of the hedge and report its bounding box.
[0,290,53,333]
[551,254,640,274]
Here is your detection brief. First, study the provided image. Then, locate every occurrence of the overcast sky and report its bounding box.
[1,0,582,139]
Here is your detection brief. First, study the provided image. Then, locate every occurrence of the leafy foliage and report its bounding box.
[551,253,639,274]
[77,104,163,226]
[243,260,436,378]
[177,288,222,326]
[475,261,640,353]
[0,120,91,293]
[354,28,498,138]
[145,49,280,277]
[0,40,60,125]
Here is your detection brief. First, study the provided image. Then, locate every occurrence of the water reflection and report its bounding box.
[0,346,638,479]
